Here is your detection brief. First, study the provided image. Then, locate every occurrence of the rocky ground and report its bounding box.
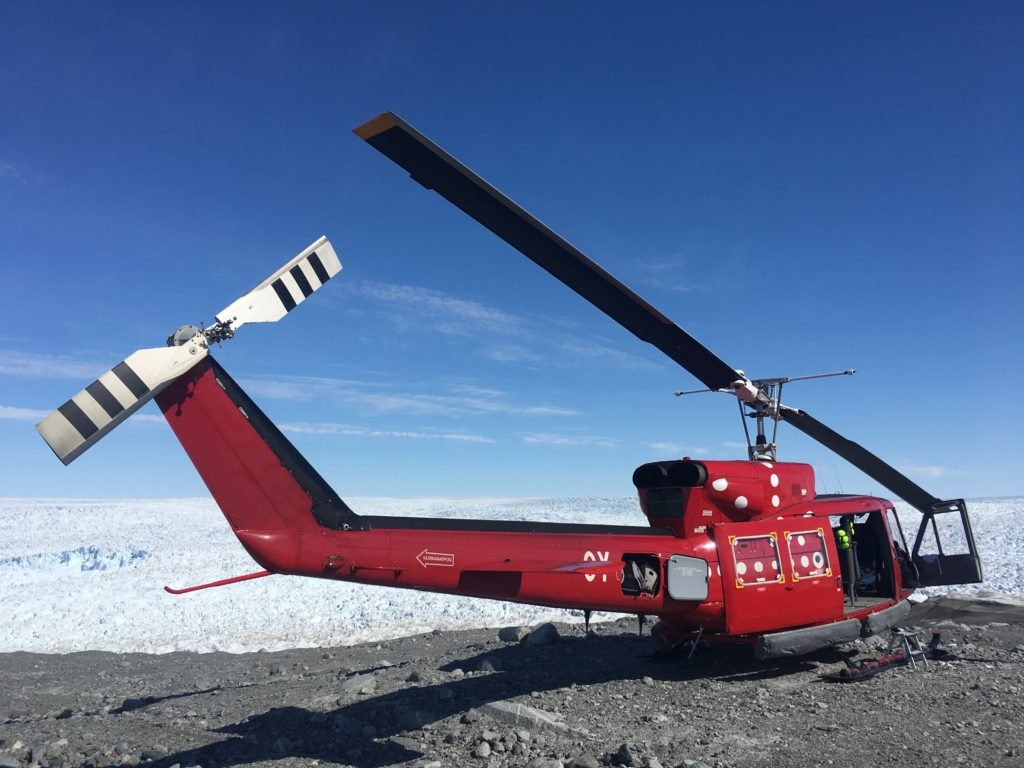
[1,594,1023,768]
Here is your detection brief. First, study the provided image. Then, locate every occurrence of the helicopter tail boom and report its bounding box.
[154,356,361,564]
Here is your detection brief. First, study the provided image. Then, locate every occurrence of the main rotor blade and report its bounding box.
[36,344,209,465]
[780,405,939,513]
[216,236,342,331]
[355,112,741,392]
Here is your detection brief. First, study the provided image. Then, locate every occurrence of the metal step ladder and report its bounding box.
[887,627,929,670]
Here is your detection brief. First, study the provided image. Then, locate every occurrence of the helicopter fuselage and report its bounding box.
[158,357,914,651]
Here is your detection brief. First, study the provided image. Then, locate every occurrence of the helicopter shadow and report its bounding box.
[141,628,837,768]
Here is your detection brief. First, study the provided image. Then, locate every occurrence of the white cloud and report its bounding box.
[352,281,522,336]
[242,373,580,418]
[0,405,48,421]
[519,432,618,448]
[647,442,709,456]
[632,256,705,293]
[347,279,658,371]
[281,421,495,444]
[0,350,107,380]
[898,463,958,479]
[0,161,20,180]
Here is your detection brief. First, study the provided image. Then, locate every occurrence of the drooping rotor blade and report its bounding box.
[779,405,939,512]
[36,344,209,465]
[354,112,741,392]
[216,236,342,331]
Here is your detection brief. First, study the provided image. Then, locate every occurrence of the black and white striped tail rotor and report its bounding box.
[37,236,341,465]
[37,343,209,465]
[215,236,341,332]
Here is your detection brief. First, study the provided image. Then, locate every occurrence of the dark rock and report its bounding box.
[140,747,167,761]
[612,742,641,767]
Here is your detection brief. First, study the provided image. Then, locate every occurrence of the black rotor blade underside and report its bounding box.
[355,112,741,392]
[356,112,947,513]
[782,406,939,512]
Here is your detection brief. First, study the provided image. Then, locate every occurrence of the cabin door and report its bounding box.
[715,520,844,635]
[911,499,984,586]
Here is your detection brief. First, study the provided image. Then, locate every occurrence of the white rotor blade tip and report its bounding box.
[36,344,208,464]
[216,237,342,329]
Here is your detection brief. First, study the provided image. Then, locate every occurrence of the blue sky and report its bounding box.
[1,2,1021,501]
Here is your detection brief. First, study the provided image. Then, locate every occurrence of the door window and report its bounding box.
[730,534,783,587]
[786,529,831,580]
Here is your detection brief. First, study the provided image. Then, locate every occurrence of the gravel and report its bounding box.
[1,595,1022,767]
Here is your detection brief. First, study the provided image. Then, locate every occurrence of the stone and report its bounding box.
[567,755,601,768]
[332,714,362,734]
[335,672,376,695]
[499,626,531,642]
[612,742,640,767]
[389,735,420,751]
[473,741,492,758]
[525,623,561,646]
[526,758,563,768]
[461,709,482,724]
[480,700,583,735]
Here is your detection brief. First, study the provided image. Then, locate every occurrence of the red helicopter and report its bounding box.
[37,112,982,659]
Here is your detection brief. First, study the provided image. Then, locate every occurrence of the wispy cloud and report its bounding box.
[0,350,107,380]
[281,421,494,444]
[0,161,20,180]
[0,405,162,425]
[242,373,581,418]
[0,405,48,421]
[632,256,705,293]
[647,442,709,456]
[347,279,658,371]
[519,432,618,448]
[351,281,522,337]
[898,463,959,479]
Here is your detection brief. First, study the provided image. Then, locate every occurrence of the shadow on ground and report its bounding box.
[138,627,840,768]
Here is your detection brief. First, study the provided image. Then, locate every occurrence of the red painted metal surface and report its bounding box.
[156,357,907,642]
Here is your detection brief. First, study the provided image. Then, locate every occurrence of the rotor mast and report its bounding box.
[676,369,856,461]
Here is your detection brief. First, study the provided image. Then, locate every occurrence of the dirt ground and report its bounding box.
[1,592,1022,768]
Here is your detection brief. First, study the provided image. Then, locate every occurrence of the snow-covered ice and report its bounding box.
[0,496,1019,654]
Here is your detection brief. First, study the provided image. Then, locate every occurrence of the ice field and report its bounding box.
[0,496,1020,654]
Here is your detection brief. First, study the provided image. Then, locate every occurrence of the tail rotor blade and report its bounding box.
[36,344,209,465]
[216,236,342,330]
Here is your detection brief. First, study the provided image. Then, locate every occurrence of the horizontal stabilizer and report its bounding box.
[36,345,209,465]
[216,236,341,330]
